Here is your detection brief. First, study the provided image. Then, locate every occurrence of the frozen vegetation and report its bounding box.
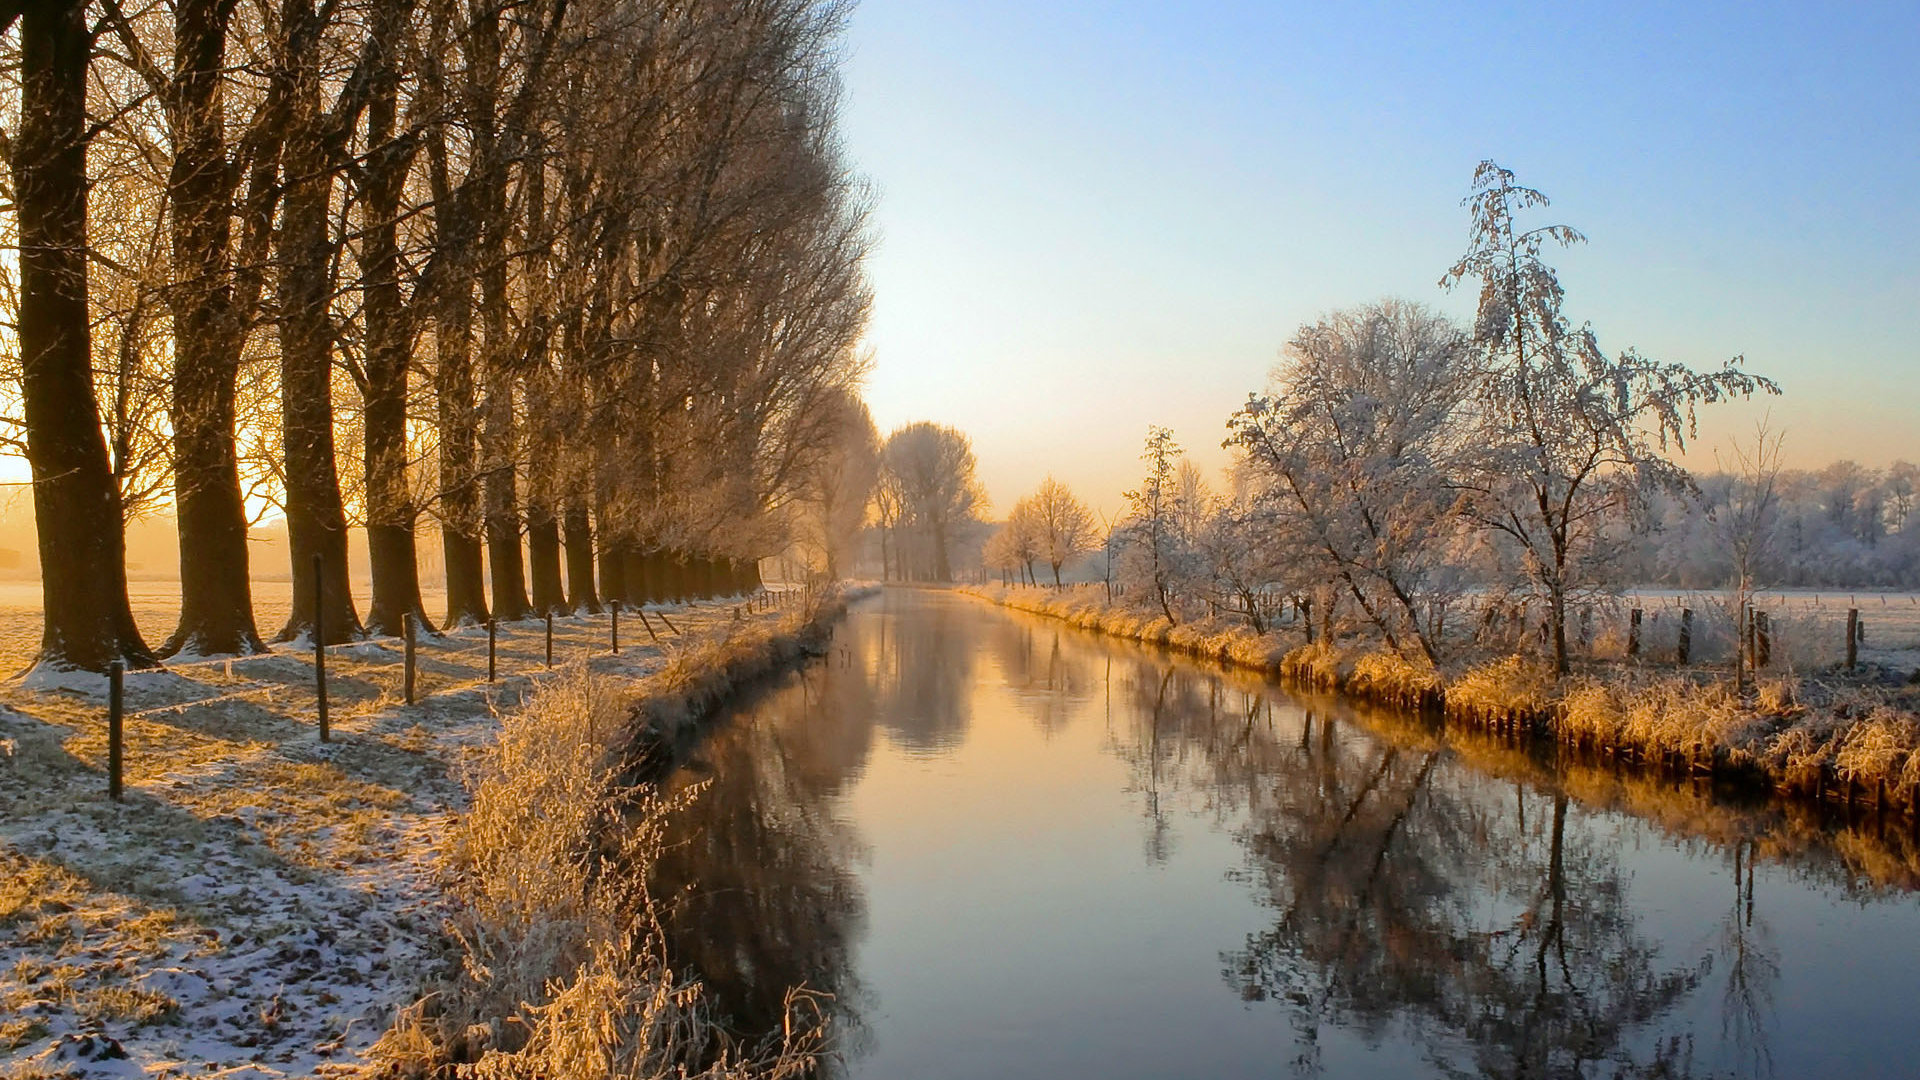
[0,588,856,1077]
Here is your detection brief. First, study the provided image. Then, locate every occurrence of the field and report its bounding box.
[1616,588,1920,672]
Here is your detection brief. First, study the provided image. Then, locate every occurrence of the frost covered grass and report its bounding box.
[0,589,836,1077]
[965,583,1920,813]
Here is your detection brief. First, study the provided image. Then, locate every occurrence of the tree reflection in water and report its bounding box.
[648,638,885,1075]
[1074,641,1752,1079]
[641,598,1920,1078]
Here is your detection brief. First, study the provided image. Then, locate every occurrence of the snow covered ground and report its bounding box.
[0,594,791,1077]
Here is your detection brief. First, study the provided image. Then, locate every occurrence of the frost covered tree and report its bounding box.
[797,392,880,581]
[1441,162,1778,675]
[1122,426,1190,624]
[1230,300,1471,663]
[1016,476,1094,587]
[1004,497,1044,585]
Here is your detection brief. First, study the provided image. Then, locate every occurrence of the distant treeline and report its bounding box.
[1630,463,1920,589]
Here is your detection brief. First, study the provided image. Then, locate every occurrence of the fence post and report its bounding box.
[611,603,619,654]
[403,612,417,705]
[1628,608,1642,659]
[545,612,554,668]
[108,660,124,801]
[314,553,329,742]
[1756,611,1771,668]
[1677,608,1692,665]
[1847,608,1859,671]
[488,617,497,682]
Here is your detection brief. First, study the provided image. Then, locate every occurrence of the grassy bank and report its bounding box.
[371,586,865,1079]
[0,587,865,1078]
[963,583,1920,815]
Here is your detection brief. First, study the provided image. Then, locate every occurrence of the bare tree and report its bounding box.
[881,422,983,582]
[1710,418,1785,691]
[799,391,880,581]
[7,0,157,671]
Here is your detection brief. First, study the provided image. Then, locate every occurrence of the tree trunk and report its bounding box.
[621,548,649,605]
[164,0,264,658]
[933,518,952,582]
[642,548,669,604]
[275,12,359,644]
[521,375,564,615]
[13,0,157,671]
[358,0,431,637]
[1549,585,1570,677]
[480,369,530,619]
[436,279,489,626]
[527,495,565,614]
[563,497,600,613]
[594,489,628,609]
[599,538,629,608]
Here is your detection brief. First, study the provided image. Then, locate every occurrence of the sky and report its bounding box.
[840,0,1920,517]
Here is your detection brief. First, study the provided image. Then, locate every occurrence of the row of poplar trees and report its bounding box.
[4,0,871,671]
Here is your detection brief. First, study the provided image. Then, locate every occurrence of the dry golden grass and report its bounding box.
[370,590,861,1079]
[965,583,1920,812]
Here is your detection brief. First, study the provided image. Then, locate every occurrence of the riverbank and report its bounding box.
[0,586,865,1078]
[962,583,1920,816]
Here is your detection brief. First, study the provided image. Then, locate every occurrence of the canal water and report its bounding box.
[650,589,1920,1079]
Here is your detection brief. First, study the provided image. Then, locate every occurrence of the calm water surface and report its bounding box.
[650,590,1920,1079]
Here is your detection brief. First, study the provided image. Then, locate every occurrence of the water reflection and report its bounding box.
[652,591,1920,1079]
[649,661,874,1068]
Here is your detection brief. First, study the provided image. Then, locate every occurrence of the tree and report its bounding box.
[1441,161,1779,675]
[1886,461,1919,534]
[1122,426,1187,624]
[1005,496,1043,585]
[1230,299,1471,663]
[880,422,983,582]
[139,0,271,657]
[800,392,880,581]
[9,0,158,672]
[982,523,1023,586]
[1709,419,1785,692]
[1027,476,1094,587]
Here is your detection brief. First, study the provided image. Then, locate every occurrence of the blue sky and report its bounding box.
[840,0,1920,514]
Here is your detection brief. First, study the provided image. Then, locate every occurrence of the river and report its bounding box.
[648,589,1920,1079]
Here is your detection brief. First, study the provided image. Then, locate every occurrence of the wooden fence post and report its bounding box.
[1628,608,1642,659]
[611,604,619,654]
[1847,608,1860,671]
[1677,608,1692,665]
[545,612,554,668]
[108,660,124,801]
[1756,611,1771,669]
[314,553,329,742]
[487,617,497,682]
[403,612,417,704]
